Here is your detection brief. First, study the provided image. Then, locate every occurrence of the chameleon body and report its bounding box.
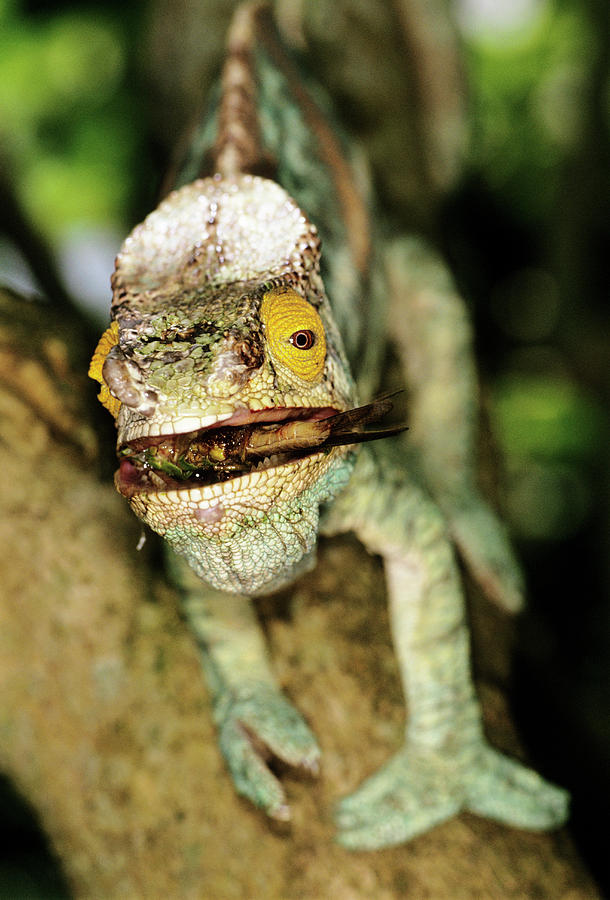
[90,3,568,848]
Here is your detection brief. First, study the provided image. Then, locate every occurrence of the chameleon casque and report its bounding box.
[89,2,568,849]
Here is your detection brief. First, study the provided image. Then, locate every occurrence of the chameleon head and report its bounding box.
[90,174,357,594]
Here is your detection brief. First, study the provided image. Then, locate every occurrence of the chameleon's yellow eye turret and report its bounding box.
[88,321,122,418]
[260,287,326,383]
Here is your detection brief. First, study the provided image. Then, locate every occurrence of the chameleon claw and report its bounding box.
[300,755,320,777]
[269,802,292,823]
[215,681,321,819]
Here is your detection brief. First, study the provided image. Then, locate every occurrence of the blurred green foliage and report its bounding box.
[459,0,608,543]
[494,373,602,462]
[0,0,141,236]
[466,0,595,224]
[492,370,604,538]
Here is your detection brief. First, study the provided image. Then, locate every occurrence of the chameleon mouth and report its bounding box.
[115,396,405,498]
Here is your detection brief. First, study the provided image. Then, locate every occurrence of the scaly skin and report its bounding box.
[90,2,568,846]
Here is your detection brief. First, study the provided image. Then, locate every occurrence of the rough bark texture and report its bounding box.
[0,289,599,897]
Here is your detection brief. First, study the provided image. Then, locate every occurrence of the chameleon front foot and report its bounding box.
[215,681,320,821]
[335,741,569,850]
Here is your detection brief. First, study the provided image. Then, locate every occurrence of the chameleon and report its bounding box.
[88,2,568,849]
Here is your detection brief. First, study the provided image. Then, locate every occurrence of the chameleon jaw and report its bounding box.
[113,398,403,595]
[114,406,341,500]
[114,407,353,579]
[119,440,353,597]
[114,395,406,500]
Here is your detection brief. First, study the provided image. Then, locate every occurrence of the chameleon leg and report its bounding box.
[328,449,568,849]
[385,236,524,612]
[167,549,320,821]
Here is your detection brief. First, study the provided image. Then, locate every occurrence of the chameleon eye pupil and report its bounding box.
[290,329,315,350]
